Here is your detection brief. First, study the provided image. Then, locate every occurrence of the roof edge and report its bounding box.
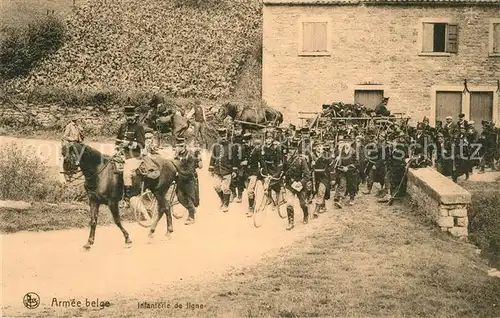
[263,0,500,5]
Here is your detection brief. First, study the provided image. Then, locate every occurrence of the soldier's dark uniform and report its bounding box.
[245,136,262,216]
[173,137,201,225]
[363,135,389,196]
[229,123,245,202]
[260,127,284,208]
[209,127,239,212]
[333,140,358,207]
[311,142,333,218]
[386,133,410,200]
[284,139,311,230]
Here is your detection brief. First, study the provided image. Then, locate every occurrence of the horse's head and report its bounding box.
[217,102,238,121]
[61,142,84,179]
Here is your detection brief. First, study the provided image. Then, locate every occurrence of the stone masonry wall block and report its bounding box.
[456,217,469,227]
[449,227,468,238]
[438,216,454,228]
[449,208,468,217]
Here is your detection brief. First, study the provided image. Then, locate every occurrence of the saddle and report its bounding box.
[137,155,161,179]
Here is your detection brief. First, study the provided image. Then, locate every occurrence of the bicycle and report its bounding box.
[130,181,181,227]
[253,168,287,228]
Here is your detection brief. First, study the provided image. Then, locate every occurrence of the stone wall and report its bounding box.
[407,167,471,241]
[262,3,500,125]
[0,99,124,135]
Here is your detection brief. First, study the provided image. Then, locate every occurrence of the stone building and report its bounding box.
[262,0,500,128]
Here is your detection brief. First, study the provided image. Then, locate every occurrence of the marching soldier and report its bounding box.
[245,137,262,217]
[332,138,358,208]
[234,132,252,204]
[208,127,239,212]
[363,133,388,196]
[115,105,146,204]
[229,122,244,202]
[382,131,410,203]
[283,137,311,230]
[261,125,285,211]
[173,137,201,225]
[311,141,333,218]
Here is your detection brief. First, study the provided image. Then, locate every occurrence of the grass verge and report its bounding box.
[25,196,500,317]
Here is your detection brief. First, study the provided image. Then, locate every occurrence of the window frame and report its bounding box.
[488,19,500,57]
[298,16,332,57]
[418,18,455,57]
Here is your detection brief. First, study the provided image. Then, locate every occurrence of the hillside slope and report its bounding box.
[8,0,262,99]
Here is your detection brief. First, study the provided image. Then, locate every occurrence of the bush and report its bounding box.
[0,14,66,80]
[0,142,86,202]
[6,0,262,99]
[468,188,500,267]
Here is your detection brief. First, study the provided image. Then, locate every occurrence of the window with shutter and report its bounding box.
[299,19,330,56]
[490,21,500,56]
[420,20,458,55]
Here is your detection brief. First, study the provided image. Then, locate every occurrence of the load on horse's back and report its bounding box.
[217,101,283,130]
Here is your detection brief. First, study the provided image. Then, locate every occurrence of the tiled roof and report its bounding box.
[264,0,500,4]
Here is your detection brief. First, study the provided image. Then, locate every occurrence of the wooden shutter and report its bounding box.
[422,23,434,52]
[435,91,462,123]
[447,24,458,53]
[302,22,314,52]
[313,22,327,52]
[470,92,494,133]
[354,90,384,109]
[493,23,500,53]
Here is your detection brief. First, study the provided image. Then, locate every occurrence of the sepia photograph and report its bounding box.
[1,0,500,316]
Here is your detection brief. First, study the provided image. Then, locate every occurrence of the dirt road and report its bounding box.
[0,137,329,315]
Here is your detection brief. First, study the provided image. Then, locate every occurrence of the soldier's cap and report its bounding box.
[445,116,453,120]
[482,120,489,125]
[145,132,154,139]
[242,132,252,140]
[288,123,296,130]
[300,127,310,133]
[416,122,424,129]
[124,105,135,115]
[217,127,227,135]
[459,113,465,119]
[322,104,331,110]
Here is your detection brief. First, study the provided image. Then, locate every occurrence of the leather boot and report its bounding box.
[236,191,243,203]
[221,193,230,212]
[313,204,320,219]
[302,205,309,224]
[286,206,294,231]
[247,197,255,217]
[216,190,224,205]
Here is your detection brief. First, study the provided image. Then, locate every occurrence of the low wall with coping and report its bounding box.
[407,167,471,241]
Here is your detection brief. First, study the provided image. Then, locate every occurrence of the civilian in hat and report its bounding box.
[332,138,358,208]
[283,136,311,230]
[116,105,146,204]
[245,136,262,217]
[443,116,456,139]
[62,114,84,145]
[173,137,201,225]
[208,127,239,212]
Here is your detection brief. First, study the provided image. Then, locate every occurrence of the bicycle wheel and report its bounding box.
[131,190,159,228]
[276,189,287,219]
[253,180,269,228]
[167,184,184,219]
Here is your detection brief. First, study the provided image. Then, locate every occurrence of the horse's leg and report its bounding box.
[83,200,100,250]
[148,199,165,239]
[109,201,132,246]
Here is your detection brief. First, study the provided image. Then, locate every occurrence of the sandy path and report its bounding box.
[0,136,328,315]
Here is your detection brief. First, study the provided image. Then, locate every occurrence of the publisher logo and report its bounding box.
[23,292,40,309]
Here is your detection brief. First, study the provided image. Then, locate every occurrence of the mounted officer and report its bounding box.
[245,135,262,217]
[62,115,84,146]
[283,137,311,230]
[115,105,146,204]
[311,141,333,218]
[208,127,239,212]
[173,137,201,225]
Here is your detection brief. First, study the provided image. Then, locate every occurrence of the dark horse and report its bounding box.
[61,142,178,249]
[216,102,283,130]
